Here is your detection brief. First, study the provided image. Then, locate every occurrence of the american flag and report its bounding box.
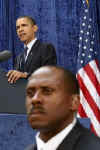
[77,0,100,137]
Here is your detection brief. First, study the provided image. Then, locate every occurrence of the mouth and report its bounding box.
[19,33,26,38]
[28,107,45,115]
[28,109,45,121]
[32,109,44,114]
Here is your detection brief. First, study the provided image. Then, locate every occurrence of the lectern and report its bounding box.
[0,68,27,113]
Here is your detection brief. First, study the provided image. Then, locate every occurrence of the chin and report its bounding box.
[29,121,43,129]
[20,38,27,43]
[28,119,48,130]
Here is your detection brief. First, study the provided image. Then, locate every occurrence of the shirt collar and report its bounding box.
[25,38,37,50]
[36,118,76,150]
[24,38,37,58]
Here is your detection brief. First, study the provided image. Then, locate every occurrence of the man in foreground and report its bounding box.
[25,66,100,150]
[7,16,57,83]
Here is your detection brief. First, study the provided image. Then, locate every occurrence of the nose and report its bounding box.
[18,26,24,33]
[31,91,42,104]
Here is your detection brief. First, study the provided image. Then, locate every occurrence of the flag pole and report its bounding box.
[86,0,89,5]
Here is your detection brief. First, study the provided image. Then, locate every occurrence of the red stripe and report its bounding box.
[95,60,100,72]
[91,123,98,136]
[83,61,100,96]
[77,73,100,123]
[78,103,87,117]
[79,104,99,136]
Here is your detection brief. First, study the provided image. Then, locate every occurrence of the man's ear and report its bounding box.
[33,25,38,32]
[71,94,80,111]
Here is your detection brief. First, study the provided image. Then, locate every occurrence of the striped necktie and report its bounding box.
[24,46,28,61]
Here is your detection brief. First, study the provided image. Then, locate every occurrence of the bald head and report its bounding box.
[29,66,79,95]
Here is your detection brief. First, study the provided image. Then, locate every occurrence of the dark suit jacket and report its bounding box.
[25,121,100,150]
[15,40,57,76]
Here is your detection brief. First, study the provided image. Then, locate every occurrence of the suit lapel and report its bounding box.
[17,53,25,72]
[25,40,41,67]
[57,122,82,150]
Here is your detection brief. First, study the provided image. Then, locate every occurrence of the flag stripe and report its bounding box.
[84,61,100,97]
[78,103,87,117]
[90,60,100,83]
[77,73,100,123]
[78,68,100,109]
[79,91,100,136]
[91,124,98,136]
[95,60,100,72]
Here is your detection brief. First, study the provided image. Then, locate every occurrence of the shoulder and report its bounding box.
[36,40,55,50]
[77,133,100,150]
[74,122,100,150]
[43,42,55,50]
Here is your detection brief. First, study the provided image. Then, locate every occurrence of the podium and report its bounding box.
[0,68,27,113]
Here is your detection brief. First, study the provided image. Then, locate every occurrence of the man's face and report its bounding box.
[16,18,37,45]
[26,67,75,132]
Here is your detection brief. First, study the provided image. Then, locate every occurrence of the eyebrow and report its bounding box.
[16,23,28,28]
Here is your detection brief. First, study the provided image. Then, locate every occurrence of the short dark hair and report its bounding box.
[48,66,79,95]
[17,16,36,25]
[62,67,79,94]
[30,65,79,95]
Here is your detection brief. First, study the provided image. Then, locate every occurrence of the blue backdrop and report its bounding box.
[0,0,100,73]
[0,1,100,149]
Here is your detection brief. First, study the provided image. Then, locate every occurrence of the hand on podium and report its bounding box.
[6,70,28,83]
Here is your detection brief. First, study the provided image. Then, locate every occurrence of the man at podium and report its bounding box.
[6,16,57,83]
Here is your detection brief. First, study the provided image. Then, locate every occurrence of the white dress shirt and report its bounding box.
[36,118,76,150]
[24,38,37,60]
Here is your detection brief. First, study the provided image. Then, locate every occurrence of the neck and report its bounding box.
[24,37,36,45]
[39,117,74,142]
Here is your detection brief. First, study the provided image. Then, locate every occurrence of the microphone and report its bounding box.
[0,50,12,62]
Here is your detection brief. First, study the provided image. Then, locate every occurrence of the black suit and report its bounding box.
[25,121,100,150]
[15,40,57,76]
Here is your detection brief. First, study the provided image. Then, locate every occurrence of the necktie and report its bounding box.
[24,46,28,61]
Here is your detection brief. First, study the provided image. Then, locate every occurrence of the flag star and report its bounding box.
[91,41,94,44]
[85,9,88,13]
[95,51,97,54]
[83,0,85,4]
[88,55,91,58]
[82,53,85,56]
[85,39,88,42]
[90,48,93,51]
[87,32,89,35]
[82,23,85,26]
[79,44,81,48]
[83,46,87,49]
[88,25,91,28]
[80,37,82,40]
[81,60,83,64]
[83,16,87,20]
[80,30,83,33]
[89,18,92,22]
